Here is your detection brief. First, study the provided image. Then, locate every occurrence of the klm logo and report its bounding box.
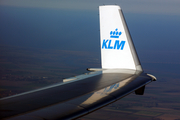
[110,28,122,38]
[102,40,125,50]
[102,28,125,50]
[103,83,119,93]
[95,83,120,95]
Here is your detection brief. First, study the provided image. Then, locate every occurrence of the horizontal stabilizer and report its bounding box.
[0,5,156,120]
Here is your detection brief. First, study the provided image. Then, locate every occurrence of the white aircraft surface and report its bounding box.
[0,5,156,120]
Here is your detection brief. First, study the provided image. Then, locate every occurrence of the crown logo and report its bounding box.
[110,28,122,38]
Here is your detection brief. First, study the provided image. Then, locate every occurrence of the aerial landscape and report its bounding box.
[0,45,99,97]
[1,45,180,120]
[0,0,180,120]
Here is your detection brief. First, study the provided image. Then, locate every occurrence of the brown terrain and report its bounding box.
[1,45,180,120]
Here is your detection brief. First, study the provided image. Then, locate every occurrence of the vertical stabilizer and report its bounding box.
[99,5,142,71]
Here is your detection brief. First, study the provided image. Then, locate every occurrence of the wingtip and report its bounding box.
[147,74,157,81]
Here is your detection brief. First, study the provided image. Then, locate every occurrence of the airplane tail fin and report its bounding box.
[99,5,142,71]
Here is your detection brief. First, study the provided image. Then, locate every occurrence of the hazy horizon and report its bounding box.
[0,1,180,119]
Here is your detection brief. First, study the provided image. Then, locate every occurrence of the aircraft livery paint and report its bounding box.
[99,5,136,70]
[102,28,125,50]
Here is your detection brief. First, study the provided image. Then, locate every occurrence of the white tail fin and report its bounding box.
[99,5,142,71]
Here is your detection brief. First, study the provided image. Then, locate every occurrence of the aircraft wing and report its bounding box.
[0,5,156,120]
